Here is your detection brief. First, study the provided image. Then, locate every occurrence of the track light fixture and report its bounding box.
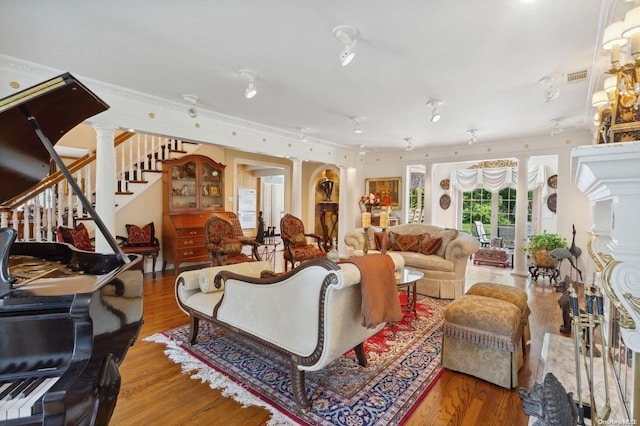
[183,94,198,118]
[239,69,258,99]
[332,25,359,67]
[350,116,363,134]
[467,129,478,144]
[550,119,563,136]
[426,99,442,123]
[297,127,308,142]
[540,75,561,102]
[358,144,367,156]
[404,137,414,151]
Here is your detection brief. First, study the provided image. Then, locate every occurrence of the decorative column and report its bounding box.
[573,141,640,420]
[93,125,117,252]
[291,158,302,219]
[337,166,351,257]
[423,162,433,224]
[512,156,529,276]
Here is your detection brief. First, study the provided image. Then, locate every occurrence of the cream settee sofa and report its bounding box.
[175,253,404,410]
[344,223,480,299]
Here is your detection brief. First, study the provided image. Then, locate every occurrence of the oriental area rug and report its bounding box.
[146,295,447,426]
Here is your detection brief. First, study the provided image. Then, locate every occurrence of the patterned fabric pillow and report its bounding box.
[435,229,459,258]
[290,233,308,248]
[221,237,242,254]
[69,223,93,251]
[374,232,392,251]
[389,232,427,252]
[125,222,155,246]
[57,223,93,251]
[419,236,442,255]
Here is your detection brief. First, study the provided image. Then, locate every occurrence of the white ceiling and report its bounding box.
[0,1,612,151]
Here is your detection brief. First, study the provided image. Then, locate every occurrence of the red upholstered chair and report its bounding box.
[279,213,325,271]
[120,222,160,278]
[205,216,261,266]
[216,211,261,259]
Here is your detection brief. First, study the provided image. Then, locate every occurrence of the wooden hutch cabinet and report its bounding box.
[162,154,226,273]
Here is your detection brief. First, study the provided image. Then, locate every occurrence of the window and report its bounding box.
[462,188,533,247]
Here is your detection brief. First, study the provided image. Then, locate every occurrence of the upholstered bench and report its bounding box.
[441,294,524,388]
[465,282,531,353]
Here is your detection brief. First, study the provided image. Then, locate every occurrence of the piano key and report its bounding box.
[0,381,22,401]
[6,378,35,400]
[1,377,58,421]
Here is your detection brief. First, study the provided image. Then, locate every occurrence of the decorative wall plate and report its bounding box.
[439,179,450,190]
[439,193,451,210]
[546,193,557,213]
[547,174,557,189]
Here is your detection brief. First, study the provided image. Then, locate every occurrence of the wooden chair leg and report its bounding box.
[189,315,200,344]
[151,252,158,278]
[354,342,367,367]
[290,362,310,411]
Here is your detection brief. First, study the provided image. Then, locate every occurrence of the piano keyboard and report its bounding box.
[0,377,59,421]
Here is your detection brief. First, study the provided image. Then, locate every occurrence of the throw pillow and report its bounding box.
[69,223,93,251]
[57,223,93,251]
[435,229,458,258]
[290,233,308,248]
[374,232,392,251]
[419,236,442,255]
[221,237,242,254]
[125,222,155,246]
[389,232,427,252]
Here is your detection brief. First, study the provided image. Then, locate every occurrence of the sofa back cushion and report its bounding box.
[435,229,459,258]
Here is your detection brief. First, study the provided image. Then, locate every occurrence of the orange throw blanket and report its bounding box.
[342,254,403,329]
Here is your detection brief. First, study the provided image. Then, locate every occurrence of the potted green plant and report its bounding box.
[524,231,568,268]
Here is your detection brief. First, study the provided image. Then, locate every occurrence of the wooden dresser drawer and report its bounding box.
[175,227,204,238]
[175,245,209,260]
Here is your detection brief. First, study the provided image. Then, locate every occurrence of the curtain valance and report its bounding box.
[450,166,547,194]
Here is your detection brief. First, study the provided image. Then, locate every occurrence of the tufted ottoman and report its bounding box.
[465,282,531,353]
[441,295,524,388]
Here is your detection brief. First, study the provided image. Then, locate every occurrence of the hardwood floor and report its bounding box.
[110,256,567,426]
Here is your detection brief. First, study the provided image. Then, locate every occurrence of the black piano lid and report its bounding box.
[0,73,109,202]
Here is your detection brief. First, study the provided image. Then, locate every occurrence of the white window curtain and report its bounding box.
[450,166,547,196]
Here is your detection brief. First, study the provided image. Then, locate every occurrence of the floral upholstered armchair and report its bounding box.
[280,213,325,271]
[205,216,261,266]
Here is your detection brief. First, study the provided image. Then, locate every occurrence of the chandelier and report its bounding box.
[593,3,640,144]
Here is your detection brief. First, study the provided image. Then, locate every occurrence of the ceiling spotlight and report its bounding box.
[351,116,363,134]
[540,75,561,102]
[550,119,563,136]
[467,129,478,145]
[426,99,442,123]
[297,127,308,142]
[404,137,414,151]
[333,25,359,67]
[183,94,198,118]
[239,69,258,99]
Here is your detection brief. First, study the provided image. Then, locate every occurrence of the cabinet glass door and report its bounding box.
[201,161,222,208]
[171,160,197,210]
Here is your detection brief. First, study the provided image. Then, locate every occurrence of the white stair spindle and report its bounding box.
[129,138,134,181]
[66,179,73,227]
[136,134,141,179]
[57,182,63,228]
[34,196,41,241]
[0,212,7,228]
[144,134,148,170]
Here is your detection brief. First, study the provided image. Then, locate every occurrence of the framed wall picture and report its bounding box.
[209,185,220,196]
[365,177,401,208]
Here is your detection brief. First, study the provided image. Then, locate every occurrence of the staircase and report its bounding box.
[0,132,200,242]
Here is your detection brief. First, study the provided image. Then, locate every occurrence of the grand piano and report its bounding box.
[0,74,143,425]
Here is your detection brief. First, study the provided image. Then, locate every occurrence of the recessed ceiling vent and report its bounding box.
[565,69,589,84]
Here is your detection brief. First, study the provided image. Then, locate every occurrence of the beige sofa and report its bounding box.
[175,253,404,410]
[344,223,480,299]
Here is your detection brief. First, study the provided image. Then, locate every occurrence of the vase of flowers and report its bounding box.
[359,193,380,212]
